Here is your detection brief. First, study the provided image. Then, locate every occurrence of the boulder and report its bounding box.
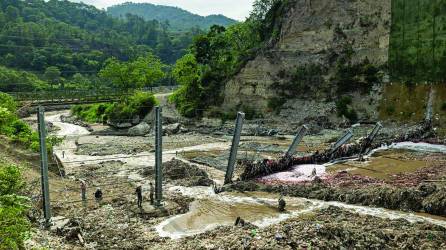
[131,115,140,125]
[128,122,151,136]
[108,122,132,129]
[163,123,181,135]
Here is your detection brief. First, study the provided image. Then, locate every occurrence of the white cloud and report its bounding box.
[72,0,255,21]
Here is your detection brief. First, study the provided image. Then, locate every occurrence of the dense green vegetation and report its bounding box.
[390,0,446,82]
[0,92,59,152]
[0,0,201,92]
[0,162,30,249]
[170,0,284,117]
[99,53,165,90]
[71,91,158,124]
[0,65,49,92]
[107,3,237,32]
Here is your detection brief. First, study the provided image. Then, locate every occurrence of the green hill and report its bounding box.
[0,0,201,92]
[107,2,238,31]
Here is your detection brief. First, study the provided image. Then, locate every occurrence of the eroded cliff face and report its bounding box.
[222,0,391,123]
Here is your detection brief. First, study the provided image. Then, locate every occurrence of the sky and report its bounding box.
[71,0,255,21]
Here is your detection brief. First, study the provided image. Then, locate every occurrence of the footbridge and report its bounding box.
[8,86,178,107]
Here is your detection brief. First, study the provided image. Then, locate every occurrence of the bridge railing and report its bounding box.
[7,86,178,104]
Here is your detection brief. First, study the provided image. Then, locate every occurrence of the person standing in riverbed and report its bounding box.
[278,195,286,212]
[136,186,143,208]
[95,188,103,203]
[80,180,87,206]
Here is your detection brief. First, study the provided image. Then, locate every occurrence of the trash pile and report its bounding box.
[142,159,214,187]
[240,121,434,180]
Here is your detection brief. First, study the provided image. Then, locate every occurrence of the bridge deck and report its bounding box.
[7,86,178,107]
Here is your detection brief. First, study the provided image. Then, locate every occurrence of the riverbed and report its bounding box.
[35,109,446,246]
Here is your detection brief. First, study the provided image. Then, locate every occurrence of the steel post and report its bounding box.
[37,106,51,227]
[286,125,308,156]
[329,129,354,155]
[154,106,163,206]
[224,112,245,184]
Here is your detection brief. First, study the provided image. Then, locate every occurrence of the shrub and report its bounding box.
[267,97,286,112]
[0,164,31,249]
[72,91,159,124]
[336,96,358,123]
[71,103,113,123]
[0,93,16,113]
[241,106,263,120]
[107,91,158,123]
[0,93,56,152]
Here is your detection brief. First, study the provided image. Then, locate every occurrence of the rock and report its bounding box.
[114,122,132,129]
[131,115,140,125]
[128,122,151,136]
[50,216,70,232]
[164,123,181,135]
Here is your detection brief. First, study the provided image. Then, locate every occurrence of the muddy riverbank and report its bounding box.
[150,206,446,249]
[23,110,446,249]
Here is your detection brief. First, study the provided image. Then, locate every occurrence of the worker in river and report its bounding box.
[95,188,103,203]
[136,186,143,208]
[278,195,286,212]
[311,167,317,177]
[149,182,154,205]
[80,179,87,205]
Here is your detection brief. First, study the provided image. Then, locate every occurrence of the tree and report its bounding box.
[99,58,130,90]
[99,53,165,90]
[5,5,19,21]
[44,66,61,89]
[170,54,203,117]
[130,53,165,88]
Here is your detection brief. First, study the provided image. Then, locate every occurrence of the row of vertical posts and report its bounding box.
[36,106,165,229]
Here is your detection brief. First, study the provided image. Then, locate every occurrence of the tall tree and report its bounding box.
[44,66,61,89]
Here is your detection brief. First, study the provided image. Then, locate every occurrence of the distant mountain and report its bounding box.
[107,2,238,31]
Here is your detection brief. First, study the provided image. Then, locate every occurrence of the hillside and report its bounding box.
[107,2,238,31]
[0,0,198,92]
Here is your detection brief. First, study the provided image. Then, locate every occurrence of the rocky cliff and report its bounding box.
[222,0,391,124]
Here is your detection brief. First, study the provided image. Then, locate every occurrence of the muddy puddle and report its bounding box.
[328,142,446,180]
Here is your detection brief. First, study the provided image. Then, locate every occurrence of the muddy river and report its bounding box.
[44,111,446,240]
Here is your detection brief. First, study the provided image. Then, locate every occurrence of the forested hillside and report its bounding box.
[107,3,237,31]
[0,0,201,92]
[389,0,446,82]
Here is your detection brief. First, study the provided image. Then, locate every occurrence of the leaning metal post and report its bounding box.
[37,106,51,227]
[329,129,354,155]
[286,125,308,157]
[360,122,383,156]
[154,106,163,207]
[224,112,245,184]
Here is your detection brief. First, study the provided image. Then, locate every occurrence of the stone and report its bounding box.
[115,123,132,129]
[131,115,140,125]
[163,123,181,135]
[50,216,70,232]
[128,122,151,136]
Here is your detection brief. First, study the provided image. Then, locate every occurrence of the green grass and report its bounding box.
[72,91,159,124]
